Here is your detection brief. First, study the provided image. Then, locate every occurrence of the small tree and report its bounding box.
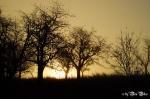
[135,38,150,75]
[55,43,74,79]
[81,65,90,78]
[109,31,139,75]
[49,59,71,79]
[62,27,106,79]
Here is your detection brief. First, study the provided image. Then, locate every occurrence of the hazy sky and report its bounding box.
[0,0,150,76]
[0,0,150,41]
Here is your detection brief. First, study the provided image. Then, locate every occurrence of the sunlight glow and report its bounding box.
[43,67,77,79]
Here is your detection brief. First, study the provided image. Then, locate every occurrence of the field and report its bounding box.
[1,75,150,99]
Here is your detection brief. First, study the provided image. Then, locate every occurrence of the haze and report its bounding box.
[0,0,150,77]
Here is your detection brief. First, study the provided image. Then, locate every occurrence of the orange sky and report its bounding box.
[0,0,150,38]
[0,0,150,77]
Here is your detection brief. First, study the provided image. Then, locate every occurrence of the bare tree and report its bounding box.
[109,31,139,75]
[48,59,71,79]
[55,42,75,79]
[61,27,106,79]
[58,59,71,79]
[135,38,150,75]
[0,10,18,79]
[22,3,69,80]
[0,9,29,79]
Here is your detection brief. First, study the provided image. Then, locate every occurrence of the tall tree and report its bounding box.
[22,3,69,80]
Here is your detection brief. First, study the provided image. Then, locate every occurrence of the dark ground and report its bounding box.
[1,75,150,99]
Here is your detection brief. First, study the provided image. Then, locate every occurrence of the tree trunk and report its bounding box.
[19,71,21,79]
[65,69,69,79]
[77,69,80,79]
[145,66,148,75]
[38,65,44,80]
[65,72,68,79]
[18,65,22,79]
[81,71,84,78]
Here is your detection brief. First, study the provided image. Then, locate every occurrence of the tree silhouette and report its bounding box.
[48,59,71,79]
[109,31,139,75]
[22,3,69,80]
[0,9,29,79]
[81,65,90,77]
[57,58,71,79]
[54,42,74,79]
[60,27,106,79]
[134,38,150,75]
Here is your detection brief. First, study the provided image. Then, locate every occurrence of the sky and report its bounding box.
[0,0,150,77]
[1,0,150,40]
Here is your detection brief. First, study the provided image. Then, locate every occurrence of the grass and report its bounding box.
[1,74,150,99]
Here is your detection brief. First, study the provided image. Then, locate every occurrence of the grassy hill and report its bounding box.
[1,75,150,99]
